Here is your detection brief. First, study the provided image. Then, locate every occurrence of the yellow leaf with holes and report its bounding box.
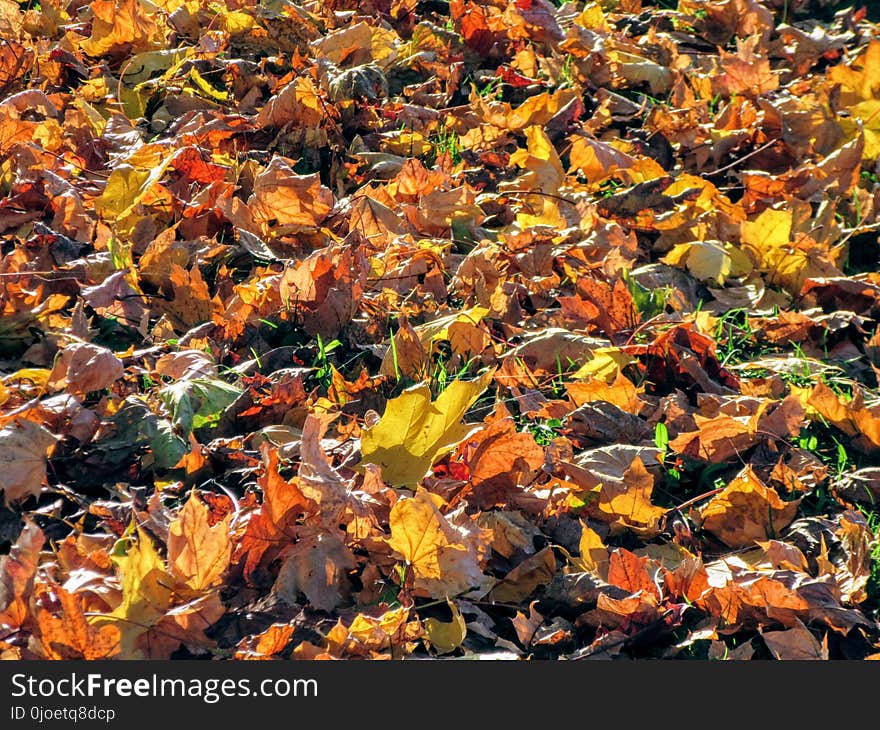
[424,601,467,654]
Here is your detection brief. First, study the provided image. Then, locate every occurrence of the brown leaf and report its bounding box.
[699,467,800,549]
[511,601,544,649]
[47,342,124,394]
[0,520,43,630]
[280,242,368,338]
[237,156,335,235]
[274,532,355,612]
[0,420,58,504]
[487,547,556,603]
[466,417,545,508]
[762,620,828,660]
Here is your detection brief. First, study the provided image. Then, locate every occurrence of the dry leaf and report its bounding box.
[0,420,58,504]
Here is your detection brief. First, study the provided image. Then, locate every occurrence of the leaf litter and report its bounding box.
[1,0,880,661]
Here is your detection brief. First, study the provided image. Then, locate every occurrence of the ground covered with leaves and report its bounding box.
[3,0,880,660]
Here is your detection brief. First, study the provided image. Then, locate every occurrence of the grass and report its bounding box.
[311,333,342,391]
[528,418,564,446]
[429,123,462,165]
[858,506,880,614]
[714,308,765,369]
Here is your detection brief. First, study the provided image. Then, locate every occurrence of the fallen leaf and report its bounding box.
[424,600,467,654]
[274,532,355,612]
[699,467,800,549]
[387,487,489,598]
[0,420,58,504]
[36,585,120,660]
[47,342,124,394]
[762,620,828,660]
[360,371,494,487]
[167,491,233,592]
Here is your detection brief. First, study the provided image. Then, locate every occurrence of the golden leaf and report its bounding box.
[360,370,493,486]
[699,467,800,549]
[168,492,233,592]
[387,487,489,598]
[424,600,467,654]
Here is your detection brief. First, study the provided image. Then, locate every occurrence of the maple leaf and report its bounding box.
[762,620,828,660]
[359,370,494,487]
[0,520,44,630]
[79,0,163,57]
[234,623,296,660]
[36,585,121,660]
[273,532,355,612]
[594,456,667,537]
[108,528,174,657]
[698,467,800,549]
[387,487,490,599]
[6,0,880,661]
[47,342,124,394]
[0,420,58,504]
[167,491,233,592]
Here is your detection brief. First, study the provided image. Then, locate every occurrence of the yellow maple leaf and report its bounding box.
[740,207,839,293]
[387,487,490,598]
[107,528,174,656]
[360,370,494,486]
[596,457,667,536]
